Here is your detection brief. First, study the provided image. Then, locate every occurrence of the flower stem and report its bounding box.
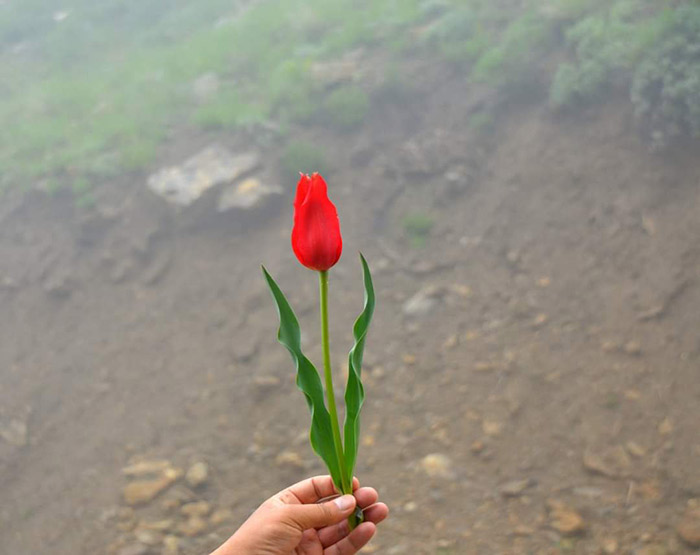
[319,270,351,495]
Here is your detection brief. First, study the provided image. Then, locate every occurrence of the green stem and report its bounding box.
[319,270,351,495]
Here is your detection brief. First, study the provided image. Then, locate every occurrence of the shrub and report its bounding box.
[631,6,700,149]
[472,10,555,93]
[323,86,370,131]
[550,2,673,109]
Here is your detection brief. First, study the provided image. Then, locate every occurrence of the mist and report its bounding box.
[1,1,700,553]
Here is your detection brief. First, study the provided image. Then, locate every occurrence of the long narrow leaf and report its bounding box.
[343,254,375,482]
[262,266,343,489]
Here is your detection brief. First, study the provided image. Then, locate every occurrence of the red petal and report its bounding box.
[294,173,311,210]
[291,173,342,271]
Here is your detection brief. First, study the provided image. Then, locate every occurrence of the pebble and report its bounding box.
[420,453,453,478]
[134,529,163,546]
[623,340,642,356]
[547,499,585,536]
[137,519,173,532]
[210,508,235,526]
[185,462,209,488]
[402,286,442,317]
[178,516,208,537]
[122,460,172,477]
[499,479,535,498]
[403,501,417,513]
[625,441,646,458]
[677,505,700,547]
[162,535,180,555]
[0,419,28,446]
[470,440,485,454]
[583,448,629,478]
[482,420,503,437]
[123,473,180,506]
[658,417,673,436]
[181,501,211,517]
[601,538,618,553]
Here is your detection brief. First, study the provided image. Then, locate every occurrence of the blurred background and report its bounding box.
[1,0,700,553]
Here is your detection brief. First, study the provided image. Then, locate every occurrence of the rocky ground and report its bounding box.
[0,65,699,555]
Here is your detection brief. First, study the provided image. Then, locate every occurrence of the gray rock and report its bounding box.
[217,177,283,212]
[185,461,209,488]
[147,145,260,206]
[402,286,443,317]
[0,419,28,446]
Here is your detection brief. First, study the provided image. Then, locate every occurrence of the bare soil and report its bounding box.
[1,66,699,555]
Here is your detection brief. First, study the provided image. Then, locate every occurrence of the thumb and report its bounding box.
[285,494,356,530]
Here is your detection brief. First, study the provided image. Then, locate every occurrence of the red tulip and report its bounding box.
[291,172,343,272]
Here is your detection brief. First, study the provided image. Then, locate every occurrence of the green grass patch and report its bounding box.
[323,86,370,131]
[280,142,330,181]
[402,213,434,248]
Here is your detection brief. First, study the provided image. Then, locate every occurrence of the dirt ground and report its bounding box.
[1,65,699,555]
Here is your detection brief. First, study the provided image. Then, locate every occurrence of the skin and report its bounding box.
[211,475,389,555]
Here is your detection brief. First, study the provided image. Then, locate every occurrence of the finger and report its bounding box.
[280,475,339,505]
[362,502,389,525]
[353,487,378,509]
[325,522,376,555]
[317,501,388,548]
[284,494,356,531]
[317,519,350,548]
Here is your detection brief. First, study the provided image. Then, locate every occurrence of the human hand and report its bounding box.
[211,475,389,555]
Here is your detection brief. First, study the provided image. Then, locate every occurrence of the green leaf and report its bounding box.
[262,266,343,489]
[343,254,375,482]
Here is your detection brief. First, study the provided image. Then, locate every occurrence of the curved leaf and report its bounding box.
[262,266,342,489]
[343,254,375,481]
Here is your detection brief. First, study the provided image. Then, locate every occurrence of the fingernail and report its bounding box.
[334,495,355,511]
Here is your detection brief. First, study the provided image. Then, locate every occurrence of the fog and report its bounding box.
[1,1,699,554]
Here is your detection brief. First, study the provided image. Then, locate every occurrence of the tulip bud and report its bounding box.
[291,173,343,272]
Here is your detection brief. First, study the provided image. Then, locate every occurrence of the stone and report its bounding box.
[625,441,646,458]
[658,417,673,436]
[420,453,453,479]
[217,177,283,212]
[137,520,174,533]
[181,501,211,517]
[547,500,585,536]
[122,460,172,477]
[185,462,209,488]
[482,420,503,437]
[402,286,443,317]
[134,529,163,546]
[123,472,180,506]
[601,538,618,554]
[583,448,630,478]
[0,419,28,446]
[210,508,235,526]
[623,340,642,356]
[147,145,260,206]
[403,501,417,513]
[499,479,535,498]
[178,516,208,537]
[163,535,180,555]
[677,506,700,547]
